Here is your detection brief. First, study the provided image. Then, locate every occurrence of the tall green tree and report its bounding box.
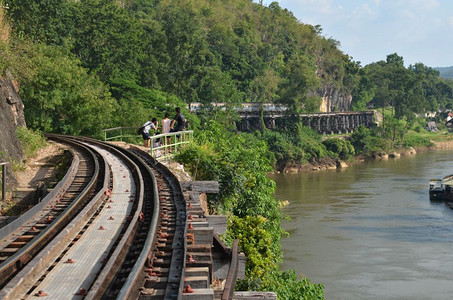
[19,44,117,136]
[6,0,75,45]
[279,54,320,112]
[71,0,146,84]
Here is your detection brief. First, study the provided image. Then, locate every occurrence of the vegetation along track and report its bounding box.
[0,135,188,299]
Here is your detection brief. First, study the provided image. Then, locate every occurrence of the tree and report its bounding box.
[71,0,146,84]
[19,44,117,136]
[6,0,75,45]
[279,54,320,112]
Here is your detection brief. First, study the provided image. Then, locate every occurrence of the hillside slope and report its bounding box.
[434,66,453,80]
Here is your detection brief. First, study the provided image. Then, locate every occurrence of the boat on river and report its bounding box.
[429,175,453,200]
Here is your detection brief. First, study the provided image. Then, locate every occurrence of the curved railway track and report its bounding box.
[0,139,103,289]
[0,135,241,299]
[0,135,189,299]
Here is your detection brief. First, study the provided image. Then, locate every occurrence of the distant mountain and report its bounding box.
[434,66,453,80]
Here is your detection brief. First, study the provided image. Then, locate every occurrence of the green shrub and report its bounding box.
[349,125,372,153]
[259,129,304,164]
[176,122,280,260]
[411,117,428,133]
[294,125,328,160]
[16,127,47,158]
[228,215,278,278]
[176,121,324,298]
[237,269,324,300]
[9,158,26,172]
[322,138,355,160]
[349,125,391,155]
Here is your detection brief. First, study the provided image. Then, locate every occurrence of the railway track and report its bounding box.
[0,135,242,299]
[0,139,103,290]
[0,135,188,299]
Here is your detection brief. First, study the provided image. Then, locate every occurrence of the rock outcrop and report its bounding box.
[319,85,352,113]
[0,75,26,184]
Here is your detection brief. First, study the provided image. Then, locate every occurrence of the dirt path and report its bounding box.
[14,142,66,190]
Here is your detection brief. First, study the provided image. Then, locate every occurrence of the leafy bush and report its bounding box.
[177,121,279,225]
[259,129,303,165]
[349,125,391,155]
[293,125,328,161]
[322,138,355,160]
[15,126,47,158]
[175,121,324,298]
[9,159,26,172]
[228,215,278,278]
[176,121,314,284]
[237,269,324,300]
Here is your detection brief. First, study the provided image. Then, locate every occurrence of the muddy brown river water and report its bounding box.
[269,150,453,300]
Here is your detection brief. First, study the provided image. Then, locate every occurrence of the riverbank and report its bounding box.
[431,139,453,150]
[278,139,453,173]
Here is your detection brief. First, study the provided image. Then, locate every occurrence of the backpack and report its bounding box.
[137,126,145,135]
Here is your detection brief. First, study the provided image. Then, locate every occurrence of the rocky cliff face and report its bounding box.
[319,85,352,112]
[0,75,26,184]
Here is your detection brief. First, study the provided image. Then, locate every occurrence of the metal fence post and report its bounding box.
[1,163,8,201]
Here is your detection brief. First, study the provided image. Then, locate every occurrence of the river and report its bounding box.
[269,150,453,300]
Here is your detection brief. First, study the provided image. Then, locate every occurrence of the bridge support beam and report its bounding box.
[265,118,276,129]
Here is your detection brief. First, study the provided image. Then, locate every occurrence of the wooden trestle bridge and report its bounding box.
[189,103,375,134]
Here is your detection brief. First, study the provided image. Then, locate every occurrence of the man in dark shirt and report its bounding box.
[170,107,185,132]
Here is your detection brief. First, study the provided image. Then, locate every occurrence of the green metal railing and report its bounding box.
[102,127,140,143]
[148,131,193,161]
[102,127,193,161]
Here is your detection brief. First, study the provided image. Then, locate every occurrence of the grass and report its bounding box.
[15,127,47,158]
[409,129,453,142]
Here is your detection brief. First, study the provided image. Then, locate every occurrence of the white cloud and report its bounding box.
[350,3,378,23]
[415,0,439,10]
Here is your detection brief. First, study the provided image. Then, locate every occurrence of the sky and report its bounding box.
[258,0,453,68]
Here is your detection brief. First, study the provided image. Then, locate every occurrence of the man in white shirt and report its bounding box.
[142,118,157,148]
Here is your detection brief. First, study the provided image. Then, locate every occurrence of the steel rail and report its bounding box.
[127,147,188,299]
[18,135,153,299]
[221,239,239,300]
[0,147,79,241]
[50,136,162,299]
[1,135,140,299]
[1,135,193,299]
[152,155,188,299]
[0,137,111,299]
[21,135,144,299]
[109,147,160,300]
[0,139,100,289]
